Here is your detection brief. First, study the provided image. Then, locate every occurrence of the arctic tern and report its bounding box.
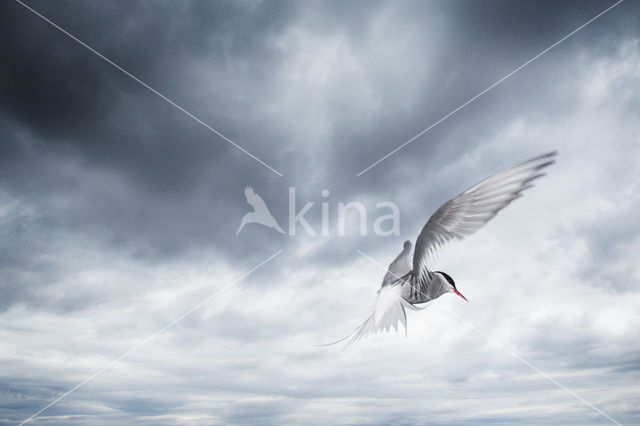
[322,151,557,347]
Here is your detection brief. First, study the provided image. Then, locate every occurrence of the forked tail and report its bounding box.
[315,285,430,349]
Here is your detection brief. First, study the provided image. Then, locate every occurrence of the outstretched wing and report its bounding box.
[244,186,269,212]
[381,241,413,287]
[412,151,557,288]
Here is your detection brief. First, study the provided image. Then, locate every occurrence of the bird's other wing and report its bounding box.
[244,186,269,212]
[412,151,557,288]
[381,242,413,287]
[316,284,415,348]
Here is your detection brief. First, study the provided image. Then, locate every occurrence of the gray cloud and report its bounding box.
[1,0,639,424]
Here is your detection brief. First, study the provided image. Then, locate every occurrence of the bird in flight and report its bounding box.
[237,186,285,235]
[322,151,557,347]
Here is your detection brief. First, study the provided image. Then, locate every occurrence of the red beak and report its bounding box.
[453,287,469,302]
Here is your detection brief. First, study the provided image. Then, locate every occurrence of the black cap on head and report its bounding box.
[434,271,455,288]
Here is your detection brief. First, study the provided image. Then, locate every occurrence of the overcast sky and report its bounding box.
[1,0,639,424]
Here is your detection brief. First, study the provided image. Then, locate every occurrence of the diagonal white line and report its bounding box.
[13,0,283,177]
[435,305,622,425]
[356,0,624,176]
[355,249,621,425]
[18,250,283,426]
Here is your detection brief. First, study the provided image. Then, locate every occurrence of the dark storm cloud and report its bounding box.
[326,0,637,181]
[1,0,636,268]
[1,0,637,309]
[0,0,298,276]
[283,0,639,268]
[1,1,639,424]
[0,0,291,189]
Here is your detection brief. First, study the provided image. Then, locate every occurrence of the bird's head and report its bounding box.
[435,271,468,302]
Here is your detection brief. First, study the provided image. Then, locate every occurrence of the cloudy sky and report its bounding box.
[1,0,639,424]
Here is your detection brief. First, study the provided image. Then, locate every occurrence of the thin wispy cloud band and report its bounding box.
[18,250,283,425]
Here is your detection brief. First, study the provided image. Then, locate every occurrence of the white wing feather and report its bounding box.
[319,152,556,349]
[346,285,410,347]
[316,284,428,348]
[381,242,412,287]
[412,151,557,288]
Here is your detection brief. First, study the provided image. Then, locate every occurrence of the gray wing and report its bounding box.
[412,151,557,289]
[381,241,413,287]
